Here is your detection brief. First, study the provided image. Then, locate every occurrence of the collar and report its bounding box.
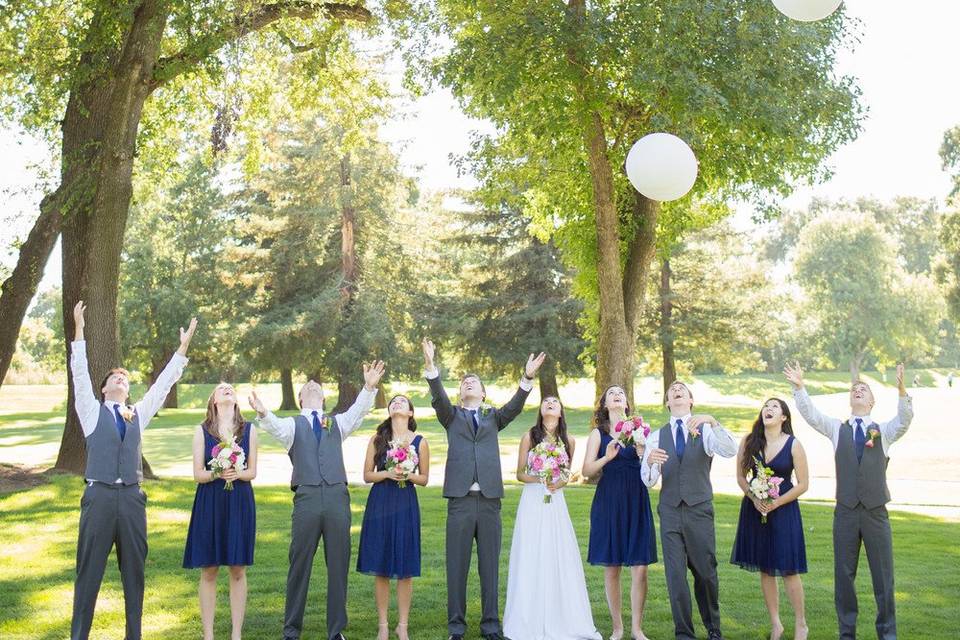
[671,413,692,427]
[104,400,125,411]
[302,408,324,420]
[849,414,871,427]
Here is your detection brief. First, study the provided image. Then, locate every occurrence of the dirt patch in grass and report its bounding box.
[0,463,52,493]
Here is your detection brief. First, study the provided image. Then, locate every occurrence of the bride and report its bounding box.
[503,396,601,640]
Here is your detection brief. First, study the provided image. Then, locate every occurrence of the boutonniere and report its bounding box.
[478,404,493,418]
[864,427,881,448]
[688,425,701,440]
[119,406,135,424]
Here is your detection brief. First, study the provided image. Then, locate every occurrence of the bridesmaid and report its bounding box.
[183,383,258,640]
[584,385,657,640]
[731,398,809,640]
[356,395,430,640]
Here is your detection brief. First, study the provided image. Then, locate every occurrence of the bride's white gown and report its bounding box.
[503,482,602,640]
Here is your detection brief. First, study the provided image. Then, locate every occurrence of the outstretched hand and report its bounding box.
[178,317,198,355]
[363,360,386,391]
[524,352,547,379]
[248,390,267,417]
[73,301,86,340]
[783,362,804,390]
[896,362,907,396]
[421,338,435,369]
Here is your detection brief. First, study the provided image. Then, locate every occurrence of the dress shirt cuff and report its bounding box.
[424,367,439,380]
[519,376,533,392]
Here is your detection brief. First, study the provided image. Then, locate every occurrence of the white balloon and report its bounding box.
[625,133,698,202]
[772,0,842,22]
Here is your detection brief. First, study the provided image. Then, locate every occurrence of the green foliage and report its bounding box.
[941,124,960,199]
[119,154,240,382]
[937,208,960,324]
[793,210,941,372]
[406,0,863,360]
[637,223,785,375]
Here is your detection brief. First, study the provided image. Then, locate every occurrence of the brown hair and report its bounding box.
[593,385,632,435]
[741,398,794,475]
[530,397,572,462]
[458,373,486,404]
[202,384,246,441]
[664,380,695,408]
[372,395,419,470]
[99,367,130,401]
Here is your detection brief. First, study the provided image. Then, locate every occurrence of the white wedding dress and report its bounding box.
[503,482,602,640]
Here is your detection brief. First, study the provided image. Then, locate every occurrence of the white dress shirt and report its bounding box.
[792,387,913,456]
[641,413,737,487]
[425,367,534,491]
[257,387,376,451]
[70,340,188,438]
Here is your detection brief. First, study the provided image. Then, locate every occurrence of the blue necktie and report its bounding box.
[469,409,479,434]
[854,417,866,462]
[675,419,685,460]
[113,404,127,441]
[312,411,323,442]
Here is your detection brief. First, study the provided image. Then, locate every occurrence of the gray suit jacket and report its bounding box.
[428,375,530,498]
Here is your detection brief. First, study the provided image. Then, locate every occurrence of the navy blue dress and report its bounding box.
[183,423,256,568]
[588,430,657,566]
[357,435,423,579]
[731,435,807,576]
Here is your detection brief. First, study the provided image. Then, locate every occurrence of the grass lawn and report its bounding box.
[0,475,958,640]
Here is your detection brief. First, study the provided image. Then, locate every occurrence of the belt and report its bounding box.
[467,490,483,497]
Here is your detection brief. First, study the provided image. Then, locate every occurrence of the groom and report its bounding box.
[641,380,737,640]
[69,300,197,640]
[422,338,545,640]
[785,363,912,640]
[250,361,385,640]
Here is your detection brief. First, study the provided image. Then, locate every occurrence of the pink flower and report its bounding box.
[229,453,238,464]
[865,440,875,448]
[395,449,407,462]
[531,457,544,472]
[614,421,623,433]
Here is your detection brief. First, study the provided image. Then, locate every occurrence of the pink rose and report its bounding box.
[229,453,238,464]
[531,457,544,472]
[614,421,623,433]
[395,449,407,462]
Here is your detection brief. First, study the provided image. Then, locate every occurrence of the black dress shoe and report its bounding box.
[482,634,508,640]
[707,631,724,640]
[331,634,346,640]
[448,636,464,640]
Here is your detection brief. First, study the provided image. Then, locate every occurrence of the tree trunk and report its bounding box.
[280,367,297,410]
[622,192,661,404]
[0,191,64,388]
[583,112,633,401]
[338,152,357,303]
[850,351,866,383]
[56,1,171,474]
[659,258,677,396]
[332,379,359,414]
[375,385,387,409]
[538,358,560,398]
[149,351,177,409]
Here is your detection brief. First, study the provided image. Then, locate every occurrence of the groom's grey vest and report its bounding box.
[657,422,713,508]
[85,405,143,485]
[444,407,505,498]
[288,414,347,489]
[835,421,891,509]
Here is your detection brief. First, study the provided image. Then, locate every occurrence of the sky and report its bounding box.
[2,0,959,291]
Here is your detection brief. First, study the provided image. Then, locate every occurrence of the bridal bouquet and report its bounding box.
[747,458,784,524]
[385,440,419,488]
[527,441,571,503]
[613,415,652,448]
[209,438,246,491]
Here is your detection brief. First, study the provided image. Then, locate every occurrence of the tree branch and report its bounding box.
[149,1,370,91]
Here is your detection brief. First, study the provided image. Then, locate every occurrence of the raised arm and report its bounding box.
[784,362,840,439]
[248,390,296,450]
[423,338,455,427]
[496,352,544,430]
[689,414,737,458]
[69,301,102,436]
[135,317,195,430]
[881,363,914,443]
[336,361,384,438]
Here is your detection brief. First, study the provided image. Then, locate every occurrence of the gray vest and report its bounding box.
[288,414,347,489]
[657,421,713,508]
[85,404,143,485]
[443,407,504,498]
[835,421,891,509]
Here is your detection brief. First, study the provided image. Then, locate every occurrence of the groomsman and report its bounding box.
[641,381,737,640]
[422,338,545,640]
[249,361,385,640]
[784,363,912,640]
[69,301,196,640]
